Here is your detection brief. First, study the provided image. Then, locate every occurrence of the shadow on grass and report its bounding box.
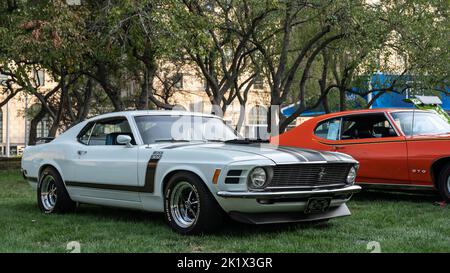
[14,188,444,238]
[16,201,332,236]
[74,204,329,236]
[353,189,441,203]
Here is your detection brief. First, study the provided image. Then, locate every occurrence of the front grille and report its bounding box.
[268,163,352,189]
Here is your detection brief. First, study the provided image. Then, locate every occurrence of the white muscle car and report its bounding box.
[21,111,361,234]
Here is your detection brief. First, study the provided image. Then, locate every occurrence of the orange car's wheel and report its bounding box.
[437,163,450,202]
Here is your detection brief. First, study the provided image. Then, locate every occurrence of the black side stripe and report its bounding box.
[66,151,163,193]
[27,177,38,183]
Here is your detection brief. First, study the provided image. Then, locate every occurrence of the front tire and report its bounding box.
[37,167,76,213]
[437,163,450,202]
[164,172,224,235]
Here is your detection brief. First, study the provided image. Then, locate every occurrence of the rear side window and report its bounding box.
[314,118,341,140]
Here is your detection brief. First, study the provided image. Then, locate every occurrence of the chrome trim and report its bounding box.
[217,185,361,198]
[358,182,435,191]
[266,183,346,190]
[315,111,401,141]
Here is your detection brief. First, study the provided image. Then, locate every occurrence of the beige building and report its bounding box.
[0,70,59,156]
[0,69,272,157]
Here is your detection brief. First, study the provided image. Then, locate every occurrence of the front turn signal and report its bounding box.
[213,169,221,184]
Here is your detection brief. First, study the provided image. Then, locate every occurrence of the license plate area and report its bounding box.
[304,197,331,214]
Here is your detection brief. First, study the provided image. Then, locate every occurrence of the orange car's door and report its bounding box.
[329,137,409,184]
[312,113,410,185]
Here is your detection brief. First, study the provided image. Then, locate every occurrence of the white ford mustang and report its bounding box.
[21,111,361,234]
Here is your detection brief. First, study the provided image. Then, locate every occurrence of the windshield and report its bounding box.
[134,115,239,144]
[391,111,450,136]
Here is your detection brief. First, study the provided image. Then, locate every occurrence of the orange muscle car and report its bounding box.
[273,109,450,201]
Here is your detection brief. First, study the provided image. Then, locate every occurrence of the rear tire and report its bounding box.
[164,172,224,235]
[37,167,76,213]
[437,163,450,202]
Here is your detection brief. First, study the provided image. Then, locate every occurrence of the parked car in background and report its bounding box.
[273,109,450,201]
[21,111,360,234]
[404,95,450,124]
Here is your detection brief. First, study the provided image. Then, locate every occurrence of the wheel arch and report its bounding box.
[431,157,450,189]
[38,162,64,183]
[161,168,210,197]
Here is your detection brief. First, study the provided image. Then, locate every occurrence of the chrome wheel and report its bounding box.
[40,175,58,211]
[170,181,200,228]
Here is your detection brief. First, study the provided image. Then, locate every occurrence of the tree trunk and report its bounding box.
[95,62,124,111]
[320,52,330,113]
[49,73,68,137]
[77,78,93,123]
[339,88,346,111]
[137,69,149,110]
[235,103,246,133]
[28,108,47,145]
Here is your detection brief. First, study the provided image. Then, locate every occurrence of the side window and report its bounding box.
[314,118,341,140]
[341,114,397,140]
[78,122,95,145]
[79,118,135,146]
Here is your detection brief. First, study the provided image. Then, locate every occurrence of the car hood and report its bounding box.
[158,142,357,164]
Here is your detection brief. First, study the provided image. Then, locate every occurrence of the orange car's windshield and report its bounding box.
[391,111,450,136]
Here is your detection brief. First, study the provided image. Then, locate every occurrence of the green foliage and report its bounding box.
[0,0,448,130]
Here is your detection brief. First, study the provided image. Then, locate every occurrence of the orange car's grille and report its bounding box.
[268,163,353,189]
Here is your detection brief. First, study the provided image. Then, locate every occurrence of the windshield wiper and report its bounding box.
[204,139,225,142]
[154,138,191,143]
[224,138,269,144]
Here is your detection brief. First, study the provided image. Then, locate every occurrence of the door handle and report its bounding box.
[77,150,87,156]
[333,146,344,151]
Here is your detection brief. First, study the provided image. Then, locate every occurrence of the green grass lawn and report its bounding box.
[0,169,449,253]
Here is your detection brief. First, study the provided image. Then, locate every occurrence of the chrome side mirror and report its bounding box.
[117,135,133,148]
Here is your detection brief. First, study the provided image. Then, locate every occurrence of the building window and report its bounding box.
[173,73,183,89]
[66,0,81,5]
[0,108,2,143]
[37,117,50,139]
[189,101,204,113]
[246,105,269,140]
[203,78,209,91]
[34,69,45,86]
[253,75,264,90]
[204,0,215,11]
[248,105,268,125]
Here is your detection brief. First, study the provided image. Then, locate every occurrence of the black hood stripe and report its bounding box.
[320,151,343,161]
[277,146,327,162]
[274,147,308,162]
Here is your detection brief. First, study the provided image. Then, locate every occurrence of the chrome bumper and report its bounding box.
[217,185,361,198]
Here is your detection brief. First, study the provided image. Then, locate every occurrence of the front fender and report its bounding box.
[156,163,219,198]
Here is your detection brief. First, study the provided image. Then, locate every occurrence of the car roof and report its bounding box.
[314,108,429,120]
[85,110,219,122]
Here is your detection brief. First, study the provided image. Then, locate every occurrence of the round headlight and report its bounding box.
[248,167,267,189]
[347,167,357,185]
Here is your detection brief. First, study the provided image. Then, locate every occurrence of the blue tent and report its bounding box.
[281,73,450,118]
[367,74,450,110]
[281,103,325,117]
